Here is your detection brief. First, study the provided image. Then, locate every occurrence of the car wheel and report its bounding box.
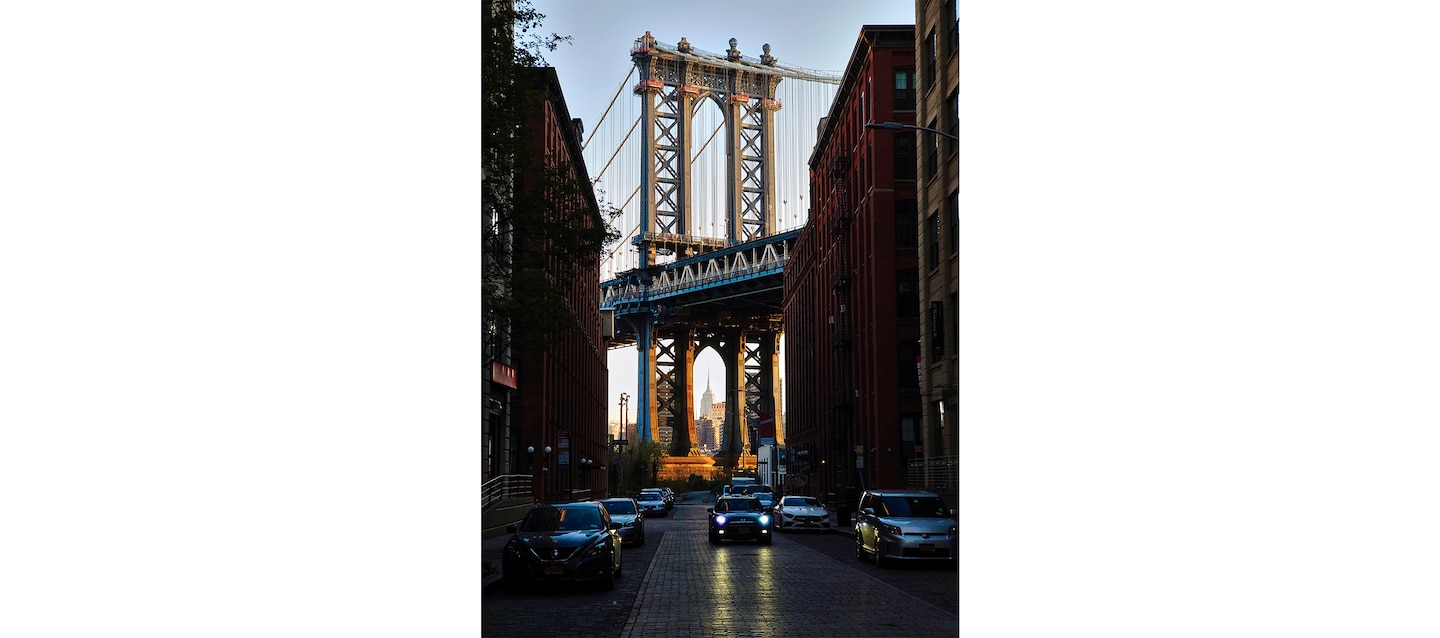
[709,532,721,545]
[875,542,893,569]
[599,558,616,590]
[761,535,772,546]
[855,534,867,561]
[636,534,645,547]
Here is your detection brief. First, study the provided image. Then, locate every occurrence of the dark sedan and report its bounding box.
[502,502,624,591]
[596,497,645,546]
[707,496,773,545]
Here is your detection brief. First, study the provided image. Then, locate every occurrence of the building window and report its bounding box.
[926,119,941,180]
[923,29,938,93]
[929,300,945,355]
[894,67,915,111]
[947,190,958,255]
[950,17,959,58]
[948,292,958,355]
[928,212,941,270]
[944,90,958,156]
[897,269,919,318]
[894,133,916,180]
[895,199,917,248]
[898,339,921,390]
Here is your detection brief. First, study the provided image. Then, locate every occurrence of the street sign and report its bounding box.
[558,451,570,466]
[558,430,570,449]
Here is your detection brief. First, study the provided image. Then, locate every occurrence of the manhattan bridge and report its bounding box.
[582,32,840,466]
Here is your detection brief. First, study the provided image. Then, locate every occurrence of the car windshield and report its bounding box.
[782,496,820,507]
[716,499,761,512]
[878,496,950,518]
[518,506,604,532]
[600,500,636,515]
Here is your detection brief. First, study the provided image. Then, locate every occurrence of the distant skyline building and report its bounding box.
[699,373,716,420]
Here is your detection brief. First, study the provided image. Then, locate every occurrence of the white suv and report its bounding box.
[854,490,957,568]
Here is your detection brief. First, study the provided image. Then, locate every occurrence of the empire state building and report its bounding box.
[700,373,716,419]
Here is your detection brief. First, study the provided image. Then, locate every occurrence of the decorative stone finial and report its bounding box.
[761,43,776,65]
[727,37,741,60]
[678,37,691,53]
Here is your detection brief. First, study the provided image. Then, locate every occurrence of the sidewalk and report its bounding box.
[825,508,855,537]
[482,533,509,592]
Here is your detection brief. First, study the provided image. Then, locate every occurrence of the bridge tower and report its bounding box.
[625,32,789,462]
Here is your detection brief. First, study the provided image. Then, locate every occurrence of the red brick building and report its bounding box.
[508,67,609,503]
[783,26,921,511]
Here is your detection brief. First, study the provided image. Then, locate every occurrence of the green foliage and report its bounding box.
[483,0,621,353]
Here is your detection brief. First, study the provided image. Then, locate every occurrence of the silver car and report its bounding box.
[636,490,668,517]
[854,490,957,568]
[596,498,645,546]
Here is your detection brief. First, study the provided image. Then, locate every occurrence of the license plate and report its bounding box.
[919,544,935,552]
[544,566,563,575]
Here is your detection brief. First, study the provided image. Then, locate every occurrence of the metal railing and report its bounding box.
[482,474,533,510]
[905,455,957,492]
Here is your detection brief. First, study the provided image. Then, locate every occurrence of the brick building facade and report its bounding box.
[507,67,609,503]
[783,25,921,509]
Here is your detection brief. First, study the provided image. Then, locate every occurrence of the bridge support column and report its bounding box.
[671,330,697,455]
[722,329,748,464]
[747,330,783,444]
[636,318,657,443]
[653,328,697,456]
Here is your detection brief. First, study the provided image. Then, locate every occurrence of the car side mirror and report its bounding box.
[706,508,714,514]
[861,507,875,515]
[506,524,517,533]
[949,508,958,517]
[609,522,622,530]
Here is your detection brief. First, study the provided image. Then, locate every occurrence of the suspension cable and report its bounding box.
[583,66,637,151]
[592,114,641,183]
[604,183,644,260]
[691,120,726,164]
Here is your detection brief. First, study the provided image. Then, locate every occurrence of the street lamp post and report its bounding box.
[864,121,958,141]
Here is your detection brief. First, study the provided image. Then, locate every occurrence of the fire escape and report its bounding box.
[827,155,859,514]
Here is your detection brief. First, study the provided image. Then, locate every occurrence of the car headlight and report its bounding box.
[879,523,902,536]
[580,536,608,557]
[714,515,727,526]
[948,526,957,536]
[758,514,770,526]
[504,541,526,558]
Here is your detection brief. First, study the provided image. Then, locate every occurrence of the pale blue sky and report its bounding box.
[530,0,915,424]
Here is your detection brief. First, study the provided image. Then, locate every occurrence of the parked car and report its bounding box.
[596,497,645,546]
[644,487,674,510]
[502,502,624,591]
[774,495,830,532]
[853,490,957,568]
[636,490,668,517]
[707,496,772,545]
[753,491,776,510]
